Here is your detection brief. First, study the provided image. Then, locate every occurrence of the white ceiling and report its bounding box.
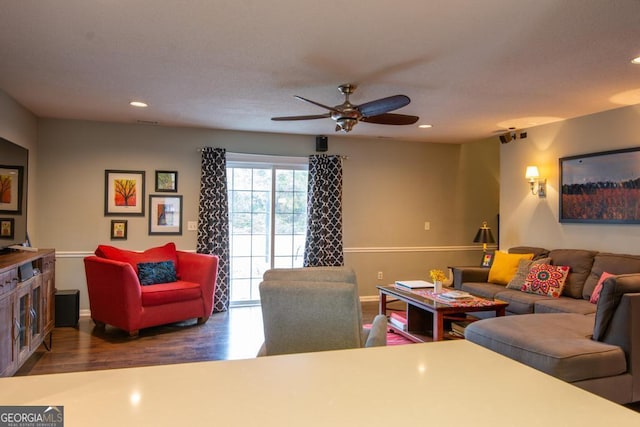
[1,1,640,143]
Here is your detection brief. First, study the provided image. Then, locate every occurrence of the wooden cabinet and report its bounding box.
[0,249,55,377]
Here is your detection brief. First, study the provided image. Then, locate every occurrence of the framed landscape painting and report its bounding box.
[560,147,640,223]
[104,170,145,216]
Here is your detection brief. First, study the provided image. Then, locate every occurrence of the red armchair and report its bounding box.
[84,243,219,336]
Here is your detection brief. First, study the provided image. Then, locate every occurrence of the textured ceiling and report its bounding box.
[1,1,640,143]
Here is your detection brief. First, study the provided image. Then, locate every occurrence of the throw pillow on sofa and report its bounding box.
[590,271,614,304]
[506,257,552,290]
[521,264,570,297]
[488,251,534,285]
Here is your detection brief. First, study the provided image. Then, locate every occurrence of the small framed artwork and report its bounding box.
[0,165,24,214]
[155,170,178,192]
[104,170,145,216]
[149,195,182,235]
[481,252,494,268]
[110,219,128,240]
[0,218,14,239]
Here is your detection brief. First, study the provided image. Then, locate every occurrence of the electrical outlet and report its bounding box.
[377,271,383,280]
[187,221,198,231]
[424,221,430,230]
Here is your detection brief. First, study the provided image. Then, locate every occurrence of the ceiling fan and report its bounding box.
[271,84,419,132]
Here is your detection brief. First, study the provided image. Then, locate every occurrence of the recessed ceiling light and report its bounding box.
[418,124,433,129]
[631,56,640,64]
[129,101,148,108]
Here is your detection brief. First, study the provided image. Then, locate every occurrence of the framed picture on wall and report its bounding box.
[560,147,640,223]
[149,195,182,235]
[104,170,146,216]
[0,218,14,239]
[0,165,24,214]
[480,252,494,268]
[155,170,178,192]
[110,219,128,240]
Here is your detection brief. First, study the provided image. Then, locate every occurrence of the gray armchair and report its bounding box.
[258,266,387,356]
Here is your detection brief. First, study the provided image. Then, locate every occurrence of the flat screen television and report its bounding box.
[0,137,28,252]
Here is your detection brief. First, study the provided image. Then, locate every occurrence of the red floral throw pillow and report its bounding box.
[521,264,570,298]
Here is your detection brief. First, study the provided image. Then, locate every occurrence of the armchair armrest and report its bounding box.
[83,256,143,329]
[176,251,219,315]
[451,266,490,289]
[363,314,388,347]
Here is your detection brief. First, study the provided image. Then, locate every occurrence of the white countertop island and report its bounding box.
[0,340,638,426]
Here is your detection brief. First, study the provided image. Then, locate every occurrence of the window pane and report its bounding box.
[275,169,293,191]
[231,257,251,279]
[294,170,308,191]
[251,234,268,256]
[275,192,293,213]
[231,213,251,234]
[252,168,271,191]
[233,191,252,212]
[274,213,293,234]
[252,191,269,212]
[293,213,306,234]
[293,191,307,213]
[274,257,293,268]
[231,235,251,257]
[232,168,252,191]
[274,234,293,256]
[230,278,251,301]
[252,213,268,234]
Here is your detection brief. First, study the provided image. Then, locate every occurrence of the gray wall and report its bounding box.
[34,118,498,309]
[500,104,640,252]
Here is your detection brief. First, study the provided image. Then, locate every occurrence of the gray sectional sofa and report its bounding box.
[452,247,640,404]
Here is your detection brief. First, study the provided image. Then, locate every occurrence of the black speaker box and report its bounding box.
[315,135,328,152]
[55,289,80,327]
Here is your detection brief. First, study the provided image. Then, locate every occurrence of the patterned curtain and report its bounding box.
[197,147,230,312]
[304,154,344,266]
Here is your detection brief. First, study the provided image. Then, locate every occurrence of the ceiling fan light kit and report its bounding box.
[272,84,419,133]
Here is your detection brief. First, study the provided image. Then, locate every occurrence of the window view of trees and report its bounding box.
[227,163,308,305]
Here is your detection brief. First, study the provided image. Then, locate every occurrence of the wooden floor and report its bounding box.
[15,301,382,376]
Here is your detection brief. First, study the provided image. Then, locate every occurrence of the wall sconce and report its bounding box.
[525,166,546,198]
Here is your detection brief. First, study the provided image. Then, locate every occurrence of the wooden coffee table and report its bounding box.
[377,285,508,342]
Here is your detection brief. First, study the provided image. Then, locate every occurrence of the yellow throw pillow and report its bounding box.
[488,251,534,285]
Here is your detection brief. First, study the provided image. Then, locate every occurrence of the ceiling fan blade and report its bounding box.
[294,95,341,113]
[271,113,331,121]
[361,113,419,125]
[358,95,411,117]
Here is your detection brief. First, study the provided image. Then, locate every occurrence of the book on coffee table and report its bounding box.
[395,280,433,290]
[439,290,473,300]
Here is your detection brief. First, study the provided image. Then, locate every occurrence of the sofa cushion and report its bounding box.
[521,264,570,298]
[534,297,597,314]
[465,313,626,383]
[547,249,596,299]
[461,282,506,299]
[582,252,640,299]
[590,272,614,304]
[140,280,202,307]
[593,273,640,341]
[506,257,552,290]
[508,246,550,260]
[494,289,552,314]
[137,260,177,286]
[488,251,534,285]
[96,243,179,274]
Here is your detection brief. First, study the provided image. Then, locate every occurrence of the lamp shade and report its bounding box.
[525,166,539,180]
[473,222,495,244]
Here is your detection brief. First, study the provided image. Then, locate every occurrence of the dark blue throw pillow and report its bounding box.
[137,260,177,286]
